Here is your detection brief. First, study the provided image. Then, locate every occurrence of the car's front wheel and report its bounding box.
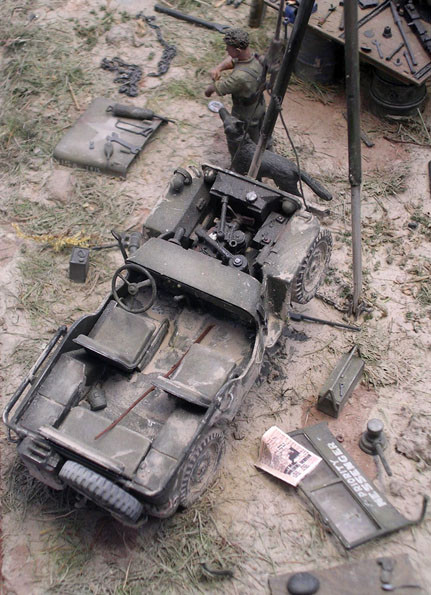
[178,428,225,508]
[59,460,144,524]
[291,229,332,304]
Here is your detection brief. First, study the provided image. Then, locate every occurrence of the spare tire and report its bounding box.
[59,460,143,523]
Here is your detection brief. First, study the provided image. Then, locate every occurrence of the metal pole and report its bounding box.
[249,0,265,28]
[344,0,362,314]
[248,0,316,178]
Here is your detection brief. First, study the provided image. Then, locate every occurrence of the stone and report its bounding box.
[47,170,75,203]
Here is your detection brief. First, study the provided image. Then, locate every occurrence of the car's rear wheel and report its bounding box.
[291,229,332,304]
[59,460,143,523]
[179,428,225,508]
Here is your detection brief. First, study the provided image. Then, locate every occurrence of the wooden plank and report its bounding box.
[264,0,431,85]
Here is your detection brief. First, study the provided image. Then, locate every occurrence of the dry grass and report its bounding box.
[4,173,133,240]
[290,74,339,105]
[362,164,409,204]
[3,456,243,593]
[354,322,418,388]
[378,110,431,147]
[0,2,119,177]
[1,171,134,327]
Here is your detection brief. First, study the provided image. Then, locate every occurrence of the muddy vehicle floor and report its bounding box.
[1,0,431,593]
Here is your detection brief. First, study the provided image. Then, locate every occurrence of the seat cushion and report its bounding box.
[74,301,156,371]
[152,343,236,408]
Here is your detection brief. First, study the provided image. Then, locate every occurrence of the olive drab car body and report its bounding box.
[4,164,332,525]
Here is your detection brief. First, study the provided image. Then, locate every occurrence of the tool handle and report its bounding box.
[111,103,155,120]
[376,443,393,476]
[154,4,219,31]
[289,311,361,331]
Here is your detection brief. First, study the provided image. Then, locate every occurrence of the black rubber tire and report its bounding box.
[179,428,225,508]
[291,229,332,304]
[59,460,143,523]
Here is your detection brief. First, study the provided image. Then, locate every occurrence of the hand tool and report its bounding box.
[115,120,154,136]
[107,103,174,123]
[289,311,361,331]
[414,61,431,79]
[378,558,396,588]
[104,141,114,161]
[359,419,393,476]
[318,4,336,26]
[386,42,404,60]
[390,1,417,65]
[154,4,231,34]
[106,133,140,154]
[372,39,384,58]
[403,49,416,74]
[339,0,389,38]
[342,113,374,147]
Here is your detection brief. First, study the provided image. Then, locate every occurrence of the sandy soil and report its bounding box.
[1,0,430,593]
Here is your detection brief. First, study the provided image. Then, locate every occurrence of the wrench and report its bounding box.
[386,42,404,61]
[154,4,231,34]
[318,4,336,26]
[115,120,153,137]
[372,39,384,58]
[106,133,140,154]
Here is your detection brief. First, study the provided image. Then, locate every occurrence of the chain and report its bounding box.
[100,15,176,96]
[136,13,177,77]
[100,57,142,97]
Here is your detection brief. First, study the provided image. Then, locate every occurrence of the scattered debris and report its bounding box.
[317,345,364,417]
[359,418,392,476]
[289,311,361,332]
[13,224,90,252]
[69,247,90,283]
[269,555,424,595]
[255,426,321,486]
[154,4,231,34]
[100,57,143,97]
[53,97,164,177]
[288,423,428,549]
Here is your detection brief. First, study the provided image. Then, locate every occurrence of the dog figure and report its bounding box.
[219,108,332,201]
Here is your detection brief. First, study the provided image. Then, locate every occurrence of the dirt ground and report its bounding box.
[1,0,431,593]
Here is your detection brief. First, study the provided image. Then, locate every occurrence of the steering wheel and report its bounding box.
[112,263,157,313]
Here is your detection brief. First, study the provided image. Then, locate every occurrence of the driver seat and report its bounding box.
[74,301,167,372]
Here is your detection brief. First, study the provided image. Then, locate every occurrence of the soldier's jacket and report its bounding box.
[214,56,265,127]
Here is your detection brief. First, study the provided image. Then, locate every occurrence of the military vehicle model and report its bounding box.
[4,164,332,525]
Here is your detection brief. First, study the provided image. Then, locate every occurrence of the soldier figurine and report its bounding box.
[205,28,266,143]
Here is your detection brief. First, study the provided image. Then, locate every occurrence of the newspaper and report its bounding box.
[255,426,322,487]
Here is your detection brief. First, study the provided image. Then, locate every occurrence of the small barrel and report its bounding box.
[369,68,427,117]
[295,29,342,84]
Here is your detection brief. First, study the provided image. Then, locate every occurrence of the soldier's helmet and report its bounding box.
[223,28,249,50]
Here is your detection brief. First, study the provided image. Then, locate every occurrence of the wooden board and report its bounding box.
[269,554,425,595]
[265,0,431,84]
